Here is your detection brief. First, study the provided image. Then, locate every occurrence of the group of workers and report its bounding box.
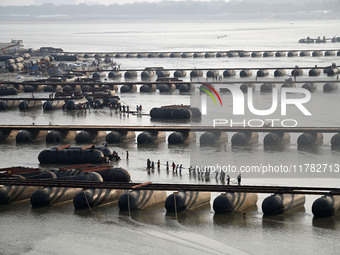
[146,159,242,185]
[146,159,161,171]
[188,166,242,185]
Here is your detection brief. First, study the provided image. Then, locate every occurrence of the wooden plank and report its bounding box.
[81,144,94,150]
[78,166,112,172]
[0,166,27,172]
[59,163,94,170]
[56,144,71,150]
[132,182,152,189]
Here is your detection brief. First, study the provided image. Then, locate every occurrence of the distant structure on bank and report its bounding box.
[0,40,23,54]
[299,36,340,43]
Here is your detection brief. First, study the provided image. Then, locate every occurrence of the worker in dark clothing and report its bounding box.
[227,175,230,185]
[147,159,151,169]
[237,174,241,185]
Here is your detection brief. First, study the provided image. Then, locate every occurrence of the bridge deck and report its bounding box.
[62,49,340,54]
[64,65,339,72]
[0,80,338,86]
[0,125,339,133]
[0,179,338,195]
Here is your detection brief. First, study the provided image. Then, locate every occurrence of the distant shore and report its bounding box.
[0,15,339,23]
[0,1,339,22]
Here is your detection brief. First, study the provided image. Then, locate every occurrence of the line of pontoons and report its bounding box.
[0,177,339,218]
[61,49,340,58]
[1,126,340,149]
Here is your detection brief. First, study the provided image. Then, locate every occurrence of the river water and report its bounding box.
[0,20,340,255]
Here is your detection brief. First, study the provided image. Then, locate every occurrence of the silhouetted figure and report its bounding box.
[192,167,196,178]
[220,171,225,182]
[227,175,230,185]
[172,162,176,171]
[188,165,193,174]
[237,174,241,185]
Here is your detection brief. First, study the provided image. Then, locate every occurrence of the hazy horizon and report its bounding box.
[0,0,224,6]
[1,0,321,6]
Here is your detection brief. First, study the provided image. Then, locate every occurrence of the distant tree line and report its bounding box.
[0,0,339,20]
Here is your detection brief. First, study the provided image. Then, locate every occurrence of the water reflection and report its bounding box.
[331,147,340,153]
[65,109,88,119]
[0,200,31,214]
[165,204,213,226]
[168,143,191,149]
[297,146,322,154]
[213,205,259,228]
[231,146,256,153]
[262,207,306,229]
[137,142,165,150]
[312,216,340,231]
[73,203,122,224]
[30,201,75,215]
[122,204,167,226]
[263,146,287,152]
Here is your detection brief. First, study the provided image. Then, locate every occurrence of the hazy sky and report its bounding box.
[0,0,224,6]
